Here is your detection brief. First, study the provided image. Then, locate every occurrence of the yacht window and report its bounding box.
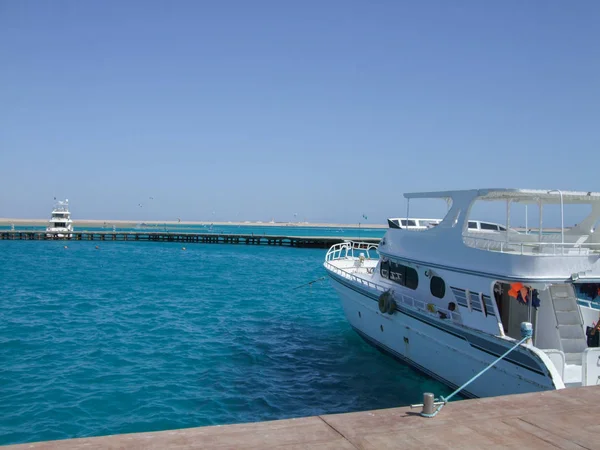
[497,225,506,231]
[405,267,418,290]
[480,222,498,231]
[482,295,496,316]
[388,261,418,290]
[430,276,445,299]
[380,259,389,279]
[468,221,477,229]
[389,262,405,284]
[400,220,416,227]
[54,222,64,227]
[451,287,469,308]
[469,291,483,312]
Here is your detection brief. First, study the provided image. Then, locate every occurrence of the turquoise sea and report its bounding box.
[0,238,452,446]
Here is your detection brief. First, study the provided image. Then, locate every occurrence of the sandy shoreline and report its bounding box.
[0,218,388,229]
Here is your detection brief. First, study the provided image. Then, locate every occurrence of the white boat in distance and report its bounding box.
[46,199,73,238]
[325,188,600,398]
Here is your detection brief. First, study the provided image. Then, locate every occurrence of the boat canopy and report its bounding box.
[404,189,600,205]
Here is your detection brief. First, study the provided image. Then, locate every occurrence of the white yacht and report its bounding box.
[46,199,73,238]
[325,189,600,398]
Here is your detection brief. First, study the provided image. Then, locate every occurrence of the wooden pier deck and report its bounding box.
[0,231,380,249]
[4,385,598,449]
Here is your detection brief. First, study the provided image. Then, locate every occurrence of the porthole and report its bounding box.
[430,276,446,299]
[380,325,384,332]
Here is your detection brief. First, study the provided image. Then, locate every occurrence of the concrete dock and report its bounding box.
[4,386,598,449]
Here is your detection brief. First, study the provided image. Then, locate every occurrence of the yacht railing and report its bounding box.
[324,261,386,292]
[324,260,461,323]
[463,235,600,256]
[51,201,70,212]
[577,299,600,310]
[325,240,379,262]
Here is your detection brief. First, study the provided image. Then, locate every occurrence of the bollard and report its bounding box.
[422,392,435,416]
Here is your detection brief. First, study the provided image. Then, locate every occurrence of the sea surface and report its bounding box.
[0,239,452,446]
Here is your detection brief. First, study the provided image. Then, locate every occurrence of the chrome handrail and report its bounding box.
[463,235,599,256]
[324,261,386,292]
[325,240,379,262]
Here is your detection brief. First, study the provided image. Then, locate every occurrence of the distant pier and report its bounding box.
[0,231,380,249]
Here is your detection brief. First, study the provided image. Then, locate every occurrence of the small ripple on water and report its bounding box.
[0,241,454,445]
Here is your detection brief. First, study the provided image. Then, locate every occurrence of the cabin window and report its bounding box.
[451,287,469,308]
[405,266,418,290]
[387,260,418,290]
[498,225,506,231]
[480,222,498,231]
[468,221,477,229]
[389,262,405,284]
[401,219,416,227]
[430,276,446,298]
[469,292,483,312]
[380,259,389,279]
[482,295,496,316]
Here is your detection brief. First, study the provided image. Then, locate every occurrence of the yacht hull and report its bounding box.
[328,272,561,399]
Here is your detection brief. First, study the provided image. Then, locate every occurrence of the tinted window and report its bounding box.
[470,292,483,312]
[380,259,389,279]
[405,267,419,290]
[468,221,477,229]
[387,260,418,290]
[389,261,405,284]
[401,220,417,227]
[498,225,506,231]
[430,276,445,298]
[480,222,498,231]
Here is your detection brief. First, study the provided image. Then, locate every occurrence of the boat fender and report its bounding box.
[378,291,391,313]
[386,297,397,314]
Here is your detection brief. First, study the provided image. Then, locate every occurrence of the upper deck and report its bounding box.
[375,188,600,282]
[404,188,600,256]
[50,199,70,214]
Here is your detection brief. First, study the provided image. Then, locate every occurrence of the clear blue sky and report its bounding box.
[1,1,599,225]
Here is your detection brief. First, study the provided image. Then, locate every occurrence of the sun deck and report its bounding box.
[403,188,600,257]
